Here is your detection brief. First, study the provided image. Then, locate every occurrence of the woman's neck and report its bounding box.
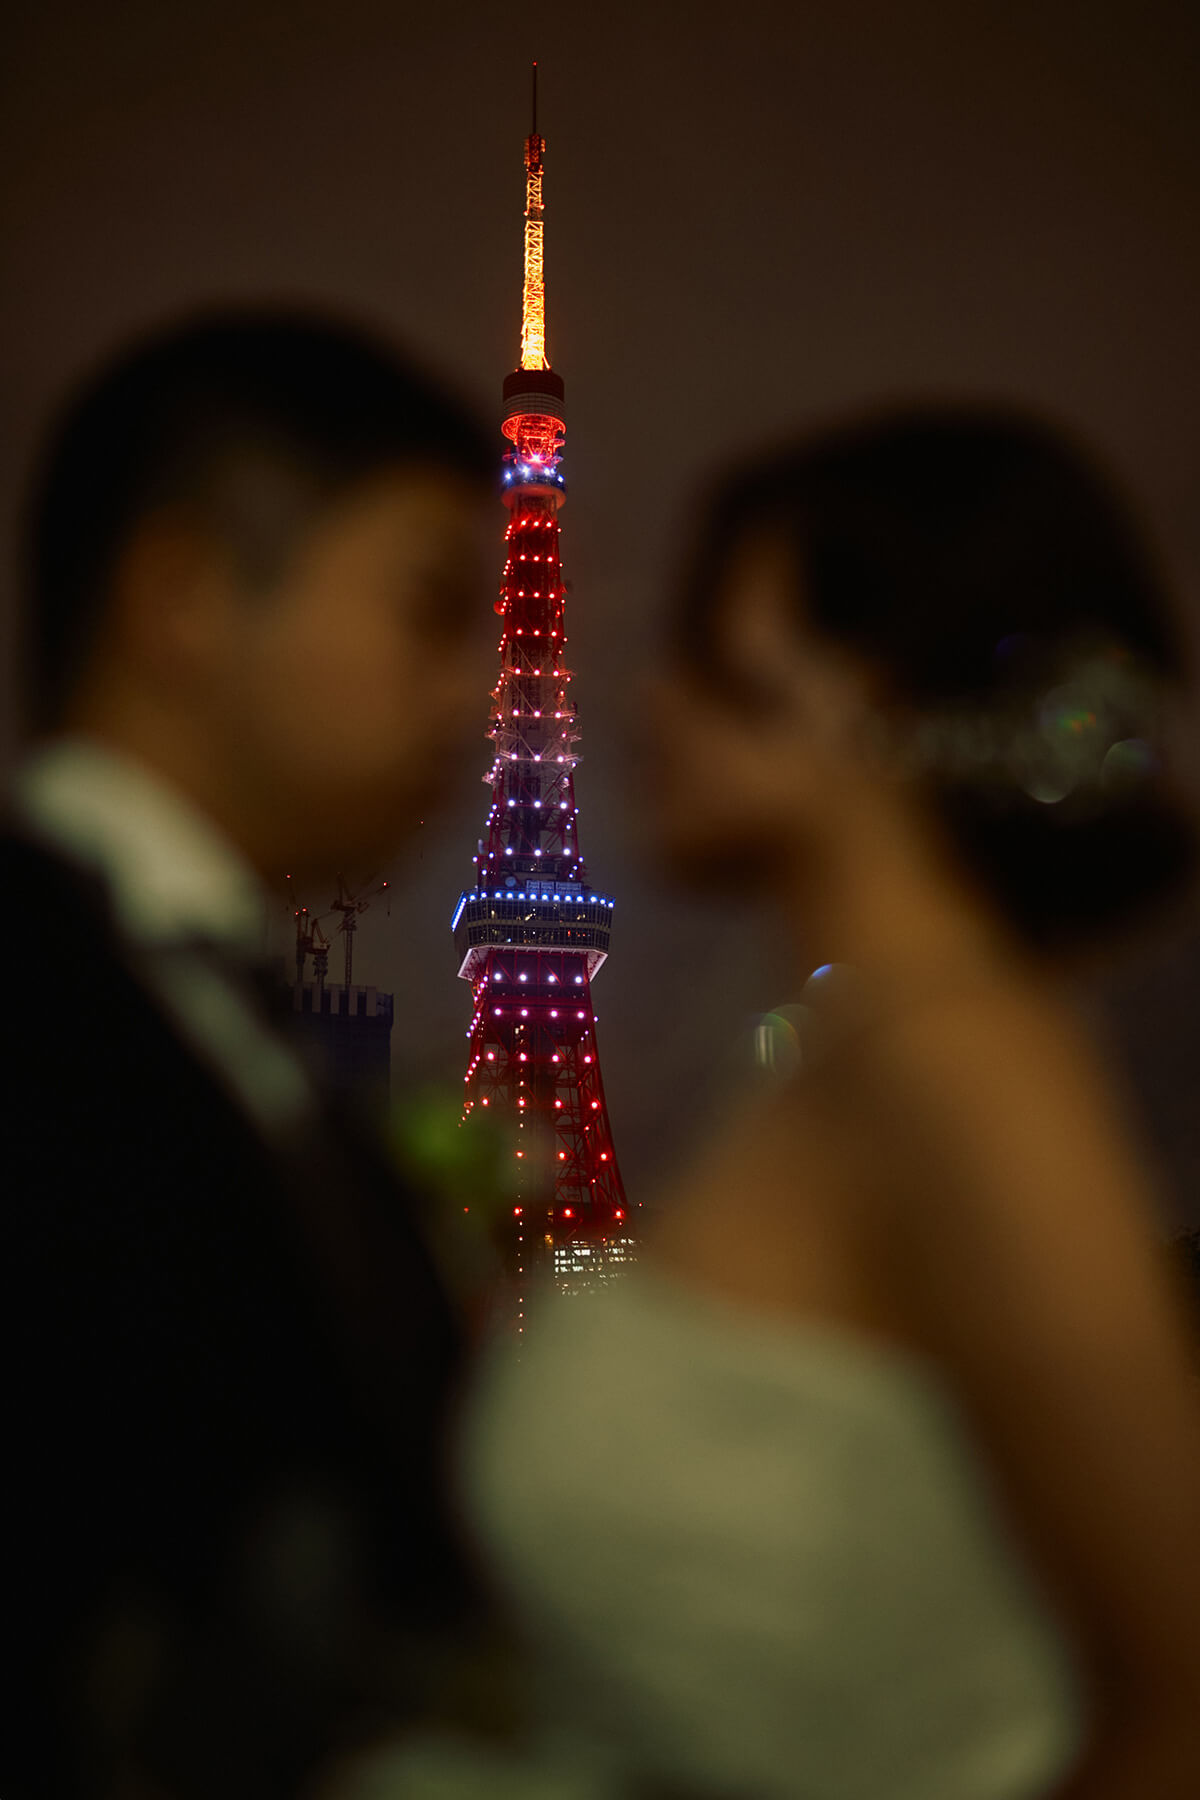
[775,783,1024,1005]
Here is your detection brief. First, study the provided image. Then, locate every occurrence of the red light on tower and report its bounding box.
[451,68,632,1324]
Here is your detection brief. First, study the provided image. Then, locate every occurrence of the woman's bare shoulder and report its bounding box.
[832,970,1183,1377]
[847,973,1146,1217]
[843,971,1200,1716]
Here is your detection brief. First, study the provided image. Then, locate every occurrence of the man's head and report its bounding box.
[23,308,495,878]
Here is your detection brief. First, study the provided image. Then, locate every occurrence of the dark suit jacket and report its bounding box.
[2,831,479,1800]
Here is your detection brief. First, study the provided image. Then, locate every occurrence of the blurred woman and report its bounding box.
[458,407,1200,1799]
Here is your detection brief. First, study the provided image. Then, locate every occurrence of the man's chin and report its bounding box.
[652,827,783,896]
[268,831,405,893]
[317,785,439,879]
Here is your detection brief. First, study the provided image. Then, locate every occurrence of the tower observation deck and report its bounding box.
[453,67,634,1323]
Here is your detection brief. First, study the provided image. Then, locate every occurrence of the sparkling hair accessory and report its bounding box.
[876,637,1167,812]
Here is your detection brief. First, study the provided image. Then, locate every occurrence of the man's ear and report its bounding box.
[107,514,239,688]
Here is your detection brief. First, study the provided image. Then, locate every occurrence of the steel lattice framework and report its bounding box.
[452,68,633,1323]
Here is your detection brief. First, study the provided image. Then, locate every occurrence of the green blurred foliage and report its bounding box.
[386,1084,517,1302]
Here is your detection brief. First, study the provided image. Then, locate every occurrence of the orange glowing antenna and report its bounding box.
[521,60,548,370]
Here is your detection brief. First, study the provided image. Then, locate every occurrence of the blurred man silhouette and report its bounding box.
[1,311,495,1800]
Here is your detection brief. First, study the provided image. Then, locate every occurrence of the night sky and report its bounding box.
[3,1,1199,1228]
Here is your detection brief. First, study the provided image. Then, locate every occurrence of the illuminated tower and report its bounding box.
[453,67,633,1318]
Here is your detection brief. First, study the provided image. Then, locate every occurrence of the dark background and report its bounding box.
[3,0,1198,1228]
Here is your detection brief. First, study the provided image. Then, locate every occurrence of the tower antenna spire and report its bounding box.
[520,64,548,370]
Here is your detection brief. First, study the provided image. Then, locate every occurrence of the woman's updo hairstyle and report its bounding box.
[675,404,1196,949]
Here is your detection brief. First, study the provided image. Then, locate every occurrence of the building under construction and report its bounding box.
[287,878,393,1105]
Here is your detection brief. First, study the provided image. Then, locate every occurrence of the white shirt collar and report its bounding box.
[13,737,269,952]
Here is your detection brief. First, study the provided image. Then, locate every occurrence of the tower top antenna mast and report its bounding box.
[520,61,548,370]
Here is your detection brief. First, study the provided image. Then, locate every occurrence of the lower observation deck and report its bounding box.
[453,888,614,982]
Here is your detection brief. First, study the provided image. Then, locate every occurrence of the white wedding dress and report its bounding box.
[363,1267,1084,1799]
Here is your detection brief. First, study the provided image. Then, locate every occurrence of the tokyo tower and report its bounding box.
[452,66,634,1319]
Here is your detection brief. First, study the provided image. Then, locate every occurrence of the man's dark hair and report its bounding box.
[23,308,493,728]
[675,404,1196,949]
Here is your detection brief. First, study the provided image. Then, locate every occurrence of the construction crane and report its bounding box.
[290,904,332,996]
[310,923,330,997]
[287,873,390,995]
